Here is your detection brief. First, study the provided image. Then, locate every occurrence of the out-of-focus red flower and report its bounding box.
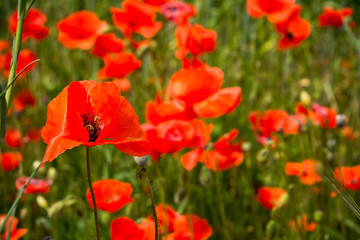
[256,186,287,210]
[91,33,125,57]
[13,89,36,112]
[289,214,316,232]
[334,166,360,191]
[110,0,162,39]
[86,179,134,213]
[41,81,149,165]
[57,10,108,50]
[141,119,197,161]
[113,78,131,92]
[169,60,241,118]
[319,7,354,28]
[175,23,217,59]
[0,214,27,240]
[275,5,311,50]
[246,0,296,23]
[15,177,52,194]
[5,128,22,148]
[23,128,41,144]
[161,1,196,25]
[9,8,49,42]
[0,40,9,52]
[138,219,157,240]
[3,50,37,78]
[111,217,144,240]
[97,52,141,80]
[1,152,22,171]
[144,0,170,7]
[167,214,213,240]
[285,159,321,185]
[310,103,337,129]
[342,126,354,141]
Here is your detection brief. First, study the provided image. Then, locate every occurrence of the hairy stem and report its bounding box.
[144,168,159,240]
[86,147,100,240]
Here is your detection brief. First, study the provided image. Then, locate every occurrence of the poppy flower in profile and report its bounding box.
[97,52,141,80]
[334,165,360,191]
[285,159,321,185]
[9,8,49,42]
[0,214,27,240]
[1,152,22,171]
[110,0,163,39]
[175,23,217,59]
[169,60,242,118]
[91,33,125,57]
[161,1,196,25]
[289,214,316,232]
[57,10,108,50]
[111,217,144,240]
[41,80,149,165]
[3,50,37,78]
[141,119,197,161]
[86,179,134,213]
[167,214,213,240]
[246,0,296,23]
[13,89,36,112]
[5,128,22,148]
[319,7,354,28]
[310,103,337,129]
[15,177,52,194]
[275,5,311,50]
[256,186,287,210]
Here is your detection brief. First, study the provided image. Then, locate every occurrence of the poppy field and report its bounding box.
[1,0,360,239]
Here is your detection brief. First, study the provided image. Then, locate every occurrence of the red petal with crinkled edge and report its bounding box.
[193,87,242,118]
[246,0,266,18]
[42,136,83,165]
[111,217,145,240]
[181,148,204,171]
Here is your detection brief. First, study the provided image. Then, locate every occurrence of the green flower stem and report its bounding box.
[0,161,41,233]
[143,168,159,240]
[5,0,27,109]
[86,147,100,240]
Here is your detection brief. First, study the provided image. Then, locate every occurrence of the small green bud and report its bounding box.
[266,220,277,238]
[36,195,49,209]
[314,210,323,222]
[134,155,149,168]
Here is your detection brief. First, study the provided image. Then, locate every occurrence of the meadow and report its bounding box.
[0,0,360,239]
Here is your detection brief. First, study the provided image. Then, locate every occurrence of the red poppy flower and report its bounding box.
[256,186,287,210]
[319,7,354,28]
[41,80,149,165]
[138,219,157,240]
[285,159,321,185]
[9,8,49,42]
[15,177,52,194]
[23,128,41,144]
[275,5,311,50]
[91,33,125,57]
[334,166,360,191]
[57,10,108,50]
[310,103,337,129]
[161,1,196,25]
[5,128,22,148]
[141,119,197,161]
[175,23,217,59]
[169,60,241,118]
[3,50,37,78]
[1,152,22,171]
[86,179,134,213]
[342,126,354,141]
[12,89,36,112]
[97,52,141,80]
[246,0,296,23]
[111,217,144,240]
[0,40,9,52]
[144,0,170,7]
[167,214,213,240]
[110,0,163,39]
[0,214,27,240]
[289,214,316,232]
[113,78,131,92]
[249,110,288,137]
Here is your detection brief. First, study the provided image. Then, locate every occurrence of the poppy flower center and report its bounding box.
[286,31,294,39]
[82,113,103,142]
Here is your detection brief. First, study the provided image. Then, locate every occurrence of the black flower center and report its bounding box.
[286,31,294,40]
[82,113,103,142]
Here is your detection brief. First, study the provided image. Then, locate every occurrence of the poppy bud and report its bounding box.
[314,210,323,222]
[257,148,270,166]
[48,201,65,218]
[327,139,337,152]
[299,78,310,88]
[36,195,48,209]
[47,167,57,181]
[300,90,311,107]
[266,220,276,238]
[20,208,27,220]
[242,142,252,152]
[199,165,212,186]
[134,155,149,168]
[174,187,186,204]
[336,114,348,128]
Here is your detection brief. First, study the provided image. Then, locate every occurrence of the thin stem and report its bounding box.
[86,147,100,240]
[143,168,159,240]
[6,206,16,240]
